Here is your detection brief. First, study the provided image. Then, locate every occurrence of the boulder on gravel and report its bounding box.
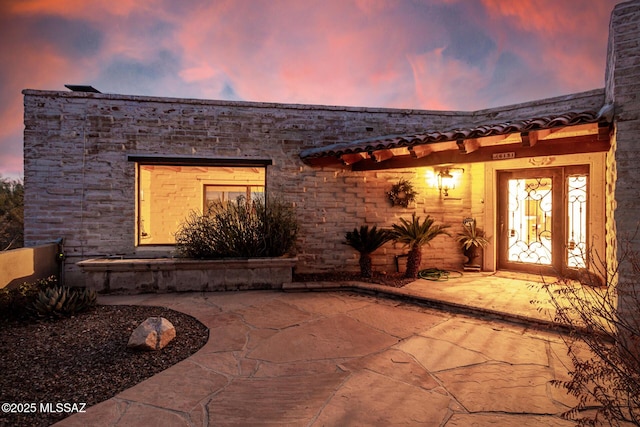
[128,317,176,351]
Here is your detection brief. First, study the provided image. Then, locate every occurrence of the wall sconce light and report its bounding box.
[436,167,464,196]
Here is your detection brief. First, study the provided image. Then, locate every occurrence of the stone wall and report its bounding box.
[77,257,297,293]
[22,92,470,285]
[23,86,605,286]
[606,0,640,314]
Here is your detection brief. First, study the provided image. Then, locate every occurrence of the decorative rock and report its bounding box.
[128,317,176,351]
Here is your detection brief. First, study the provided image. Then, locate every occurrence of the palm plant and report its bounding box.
[391,213,451,278]
[456,218,490,250]
[456,218,490,267]
[344,225,392,278]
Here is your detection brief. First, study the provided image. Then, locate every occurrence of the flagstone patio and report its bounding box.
[53,273,592,426]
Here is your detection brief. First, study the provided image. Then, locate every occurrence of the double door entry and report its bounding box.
[497,166,589,276]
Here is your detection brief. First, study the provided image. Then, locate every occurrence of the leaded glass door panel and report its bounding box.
[497,166,588,276]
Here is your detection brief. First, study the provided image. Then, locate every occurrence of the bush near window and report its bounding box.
[175,195,298,259]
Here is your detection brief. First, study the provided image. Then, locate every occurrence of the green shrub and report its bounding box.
[255,195,299,257]
[175,195,298,259]
[0,276,57,321]
[32,286,97,318]
[174,210,224,259]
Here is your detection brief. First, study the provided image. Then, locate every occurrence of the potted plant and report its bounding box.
[344,225,392,278]
[456,218,490,270]
[390,213,451,279]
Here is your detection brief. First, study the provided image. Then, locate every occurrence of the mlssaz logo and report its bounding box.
[40,402,87,413]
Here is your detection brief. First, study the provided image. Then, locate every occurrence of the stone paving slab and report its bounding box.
[402,274,550,320]
[55,288,585,426]
[265,291,372,316]
[396,335,490,372]
[248,315,399,363]
[312,370,453,426]
[116,360,228,412]
[340,348,441,391]
[236,299,315,329]
[437,362,568,414]
[208,372,349,426]
[418,317,553,365]
[445,413,575,427]
[346,300,449,338]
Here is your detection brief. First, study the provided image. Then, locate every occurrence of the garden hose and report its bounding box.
[418,268,463,281]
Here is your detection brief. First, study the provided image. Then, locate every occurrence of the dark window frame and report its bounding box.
[131,156,271,246]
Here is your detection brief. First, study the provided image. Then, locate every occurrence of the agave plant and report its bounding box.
[32,286,97,317]
[456,218,490,250]
[391,213,451,278]
[457,219,490,267]
[344,225,392,278]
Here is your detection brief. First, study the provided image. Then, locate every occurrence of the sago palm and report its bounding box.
[391,213,451,278]
[344,225,392,278]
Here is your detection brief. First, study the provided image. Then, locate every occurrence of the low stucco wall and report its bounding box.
[0,243,59,289]
[77,257,297,293]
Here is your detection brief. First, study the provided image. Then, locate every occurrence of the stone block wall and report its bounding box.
[23,81,606,286]
[77,257,297,293]
[606,0,640,314]
[23,92,477,285]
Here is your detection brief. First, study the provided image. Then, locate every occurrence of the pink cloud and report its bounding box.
[482,0,570,34]
[179,64,219,83]
[482,0,616,35]
[481,0,618,94]
[9,0,150,19]
[170,1,426,107]
[407,48,490,111]
[0,3,100,177]
[0,0,621,178]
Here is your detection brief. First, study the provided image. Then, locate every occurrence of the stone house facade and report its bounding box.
[22,1,640,309]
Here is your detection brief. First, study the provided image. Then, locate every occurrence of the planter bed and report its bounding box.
[77,257,297,294]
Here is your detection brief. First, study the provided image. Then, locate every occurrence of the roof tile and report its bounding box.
[300,110,608,160]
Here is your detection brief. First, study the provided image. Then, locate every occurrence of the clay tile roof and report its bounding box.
[300,109,607,161]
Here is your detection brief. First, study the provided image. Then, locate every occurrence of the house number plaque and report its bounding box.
[492,152,516,160]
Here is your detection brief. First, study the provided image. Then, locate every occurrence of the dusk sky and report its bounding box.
[0,0,621,180]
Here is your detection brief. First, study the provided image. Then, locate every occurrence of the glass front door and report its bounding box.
[497,166,588,275]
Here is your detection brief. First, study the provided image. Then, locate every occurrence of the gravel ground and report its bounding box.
[0,305,209,427]
[0,272,403,427]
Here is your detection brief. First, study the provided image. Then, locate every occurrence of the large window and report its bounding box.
[134,159,268,245]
